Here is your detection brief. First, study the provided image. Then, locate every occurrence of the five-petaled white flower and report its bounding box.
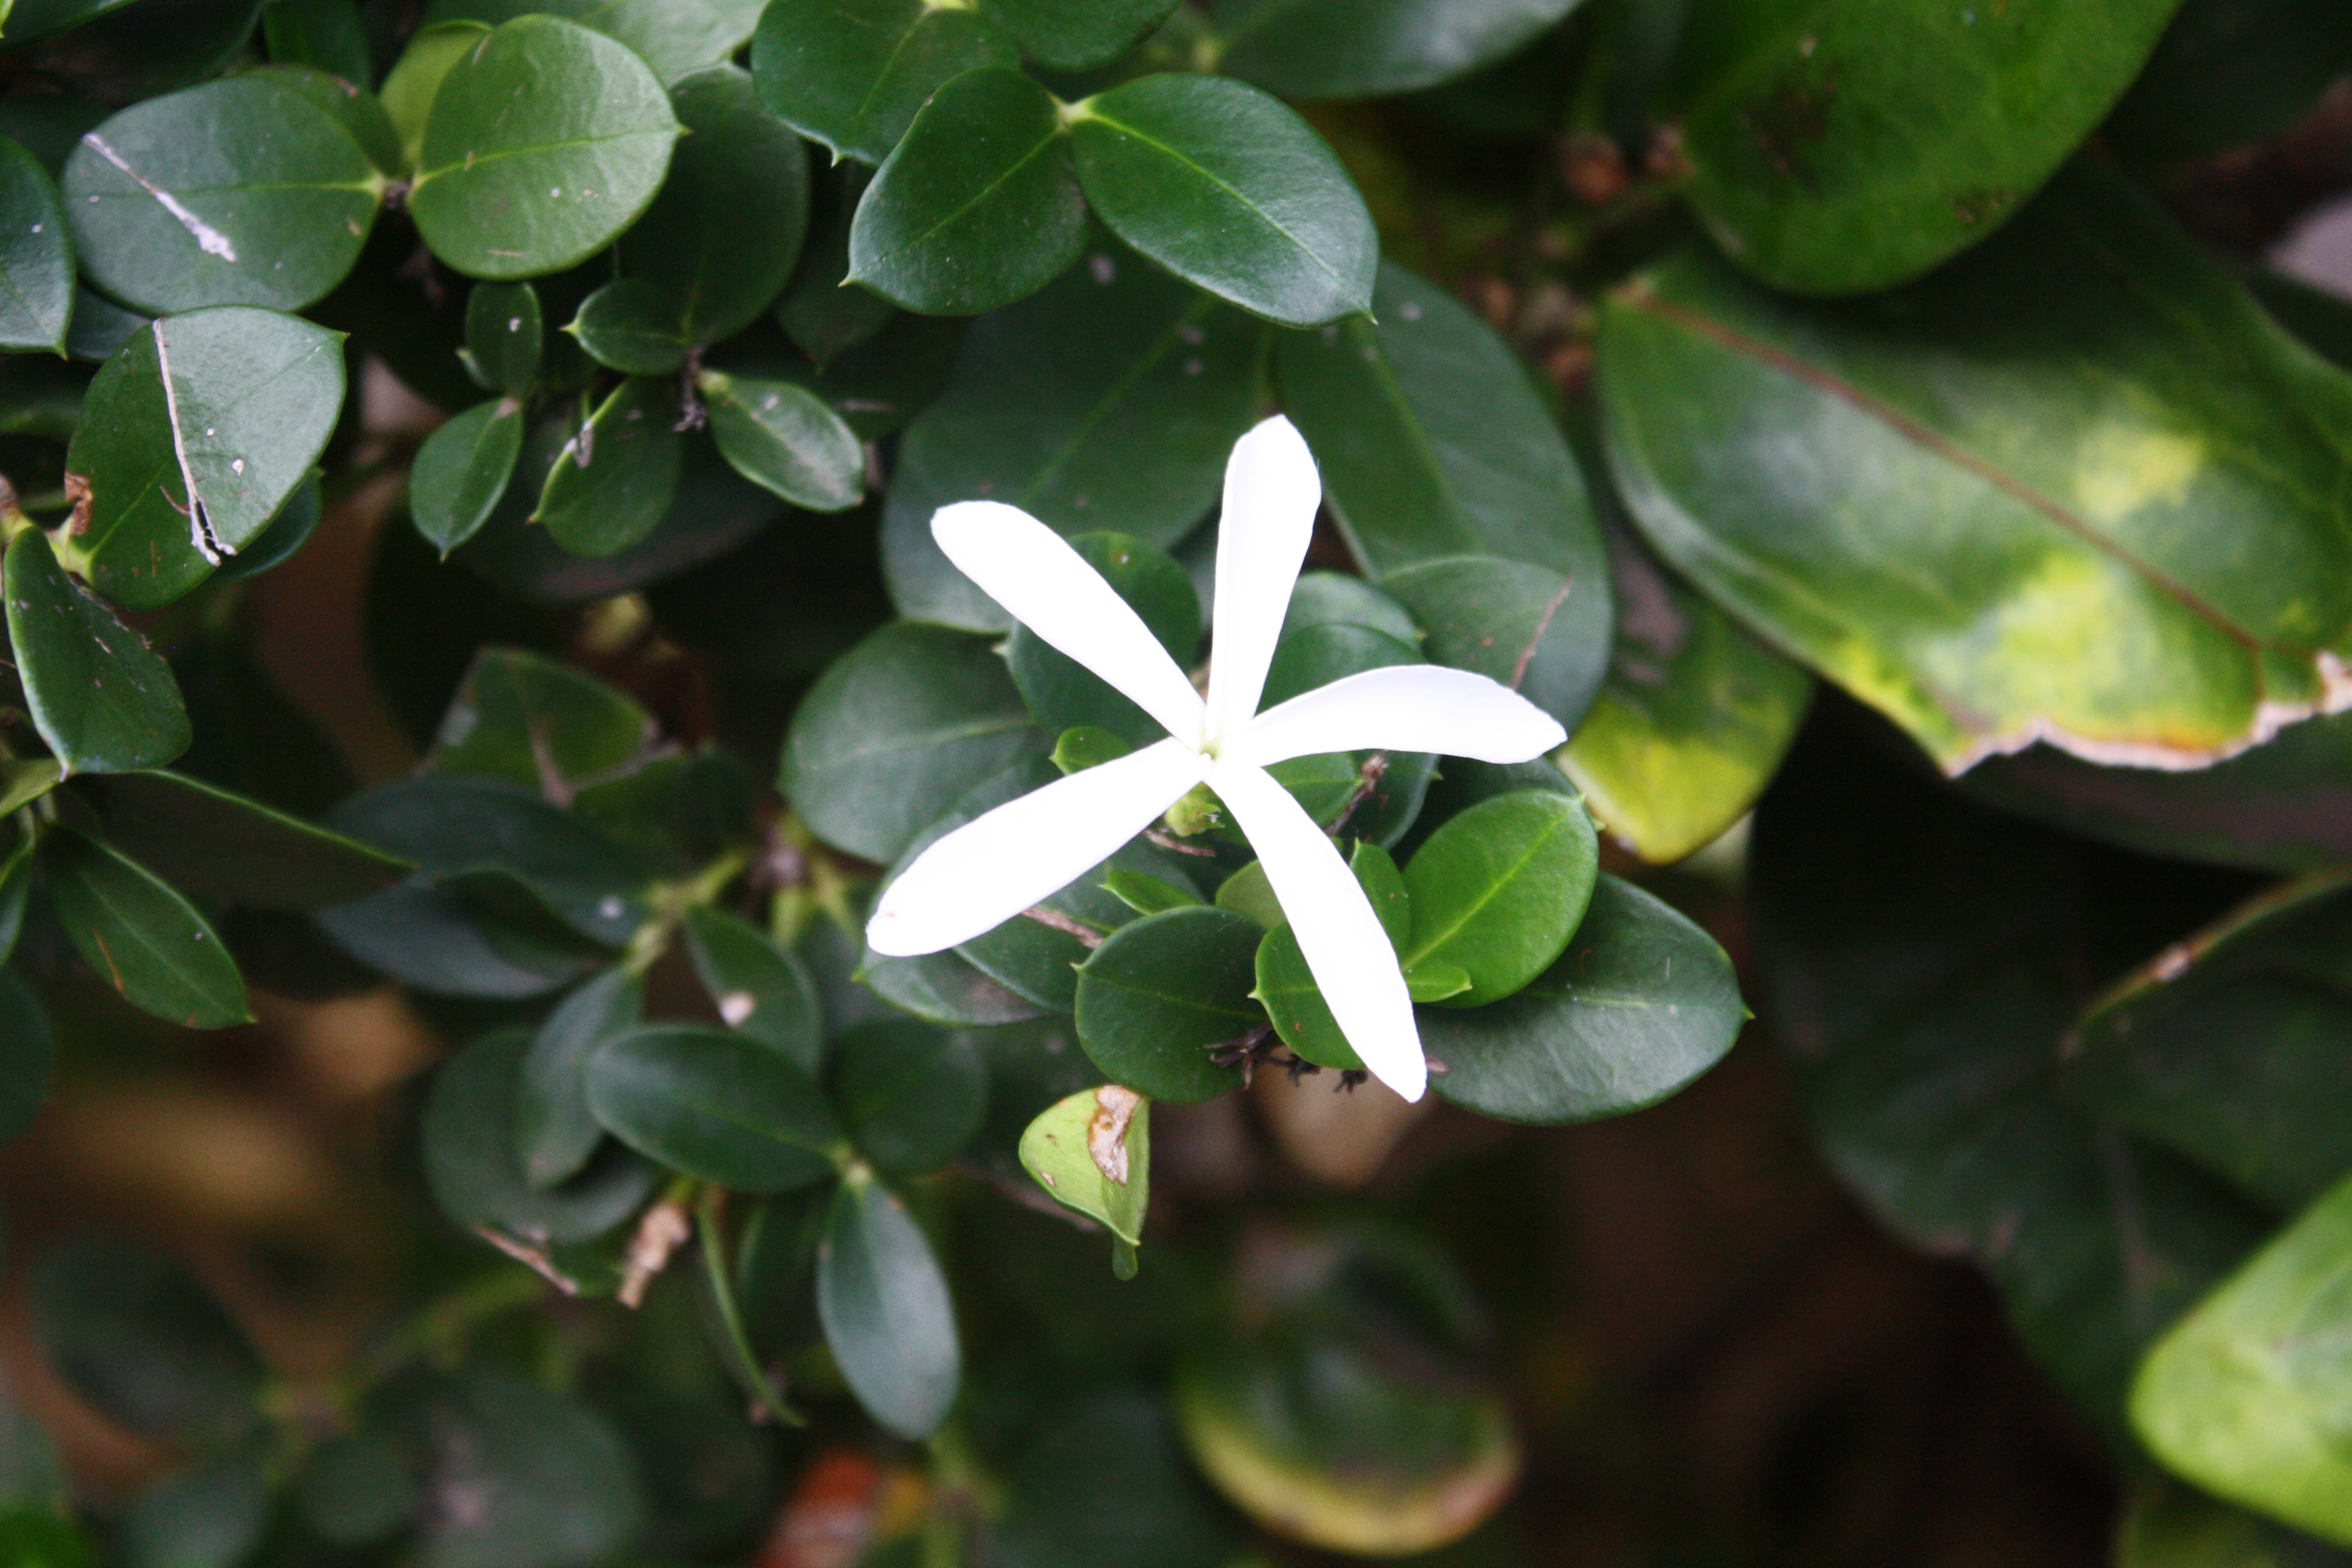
[864,416,1567,1102]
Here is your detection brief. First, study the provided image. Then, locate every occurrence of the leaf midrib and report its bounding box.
[1078,106,1348,293]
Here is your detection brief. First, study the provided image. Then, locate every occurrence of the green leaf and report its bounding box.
[246,64,403,177]
[1053,724,1133,775]
[586,1022,843,1191]
[1068,73,1376,327]
[120,1454,268,1568]
[750,0,1018,165]
[978,0,1172,69]
[411,397,524,555]
[883,242,1265,628]
[295,1433,416,1549]
[464,281,541,394]
[1008,532,1199,745]
[1399,789,1596,1006]
[777,162,897,367]
[0,971,53,1148]
[1276,259,1606,573]
[1600,166,2352,775]
[381,21,486,175]
[6,529,189,774]
[30,1235,261,1443]
[0,138,71,353]
[1422,875,1740,1123]
[780,619,1047,864]
[62,76,380,313]
[0,1515,85,1568]
[207,468,322,583]
[1382,554,1604,740]
[2133,1168,2352,1547]
[426,645,655,796]
[535,376,684,558]
[408,16,680,279]
[2109,0,2352,163]
[697,371,864,511]
[44,828,247,1027]
[1018,1083,1149,1244]
[1103,866,1200,916]
[570,278,691,375]
[0,0,137,45]
[423,1028,656,1246]
[1215,0,1581,99]
[1258,621,1436,846]
[515,967,642,1189]
[1281,569,1420,645]
[261,0,372,91]
[831,1016,986,1175]
[61,306,345,609]
[1662,0,2181,292]
[846,67,1085,317]
[1253,840,1413,1070]
[682,904,823,1071]
[619,64,806,342]
[1560,530,1813,863]
[1215,860,1281,929]
[816,1168,960,1439]
[425,0,767,83]
[996,1394,1238,1568]
[1074,905,1259,1102]
[2118,1483,2352,1568]
[70,769,411,909]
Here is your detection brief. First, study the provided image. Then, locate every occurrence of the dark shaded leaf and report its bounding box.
[6,529,190,773]
[817,1169,959,1439]
[586,1022,843,1191]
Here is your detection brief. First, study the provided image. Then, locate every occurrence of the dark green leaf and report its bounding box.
[207,469,322,583]
[1664,0,2181,291]
[249,64,402,177]
[425,645,655,796]
[816,1169,959,1439]
[318,880,605,998]
[515,967,642,1189]
[30,1235,261,1443]
[412,397,525,555]
[883,242,1264,627]
[423,1028,657,1247]
[1068,73,1376,327]
[846,67,1085,317]
[61,306,345,609]
[65,287,144,362]
[45,827,247,1027]
[0,972,53,1148]
[777,163,896,366]
[463,281,541,394]
[535,376,684,557]
[62,76,381,313]
[570,278,691,375]
[697,371,864,511]
[750,0,1018,165]
[21,0,267,104]
[780,619,1047,864]
[831,1016,986,1175]
[1008,532,1199,745]
[619,64,806,342]
[295,1432,416,1549]
[425,0,767,83]
[998,1393,1235,1568]
[408,16,680,279]
[0,138,72,353]
[2109,0,2352,162]
[1399,788,1595,1005]
[0,0,139,45]
[1074,905,1258,1102]
[1600,166,2352,774]
[682,904,823,1071]
[1253,840,1413,1071]
[586,1022,843,1191]
[71,769,410,909]
[120,1454,268,1568]
[1217,0,1581,99]
[978,0,1174,69]
[1281,569,1419,645]
[381,21,486,174]
[0,1515,85,1568]
[6,529,190,773]
[261,0,373,91]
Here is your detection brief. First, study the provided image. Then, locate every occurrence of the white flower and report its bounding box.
[864,416,1567,1102]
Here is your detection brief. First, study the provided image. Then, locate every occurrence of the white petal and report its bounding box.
[932,500,1206,748]
[1203,416,1320,747]
[1224,664,1569,770]
[866,739,1208,956]
[1209,760,1426,1102]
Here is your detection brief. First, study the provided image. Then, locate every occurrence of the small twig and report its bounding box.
[618,1196,693,1308]
[1021,905,1103,947]
[1144,828,1219,857]
[1325,751,1391,838]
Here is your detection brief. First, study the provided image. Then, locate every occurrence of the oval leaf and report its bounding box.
[515,967,643,1190]
[698,371,863,511]
[831,1016,986,1175]
[411,397,524,555]
[45,827,247,1028]
[1073,905,1259,1102]
[463,281,541,394]
[0,138,72,353]
[1217,0,1579,100]
[6,529,191,773]
[681,904,824,1071]
[750,0,1018,165]
[1018,1083,1152,1243]
[425,1028,657,1247]
[585,1022,843,1192]
[71,769,411,910]
[816,1170,960,1439]
[1398,790,1596,1007]
[534,376,684,558]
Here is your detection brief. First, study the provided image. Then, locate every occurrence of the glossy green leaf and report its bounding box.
[6,529,190,773]
[1601,167,2352,774]
[535,376,684,558]
[1281,569,1420,644]
[71,769,410,909]
[619,64,806,342]
[31,1235,261,1443]
[261,0,372,90]
[570,278,691,375]
[61,306,345,608]
[206,469,321,583]
[831,1016,986,1175]
[816,1168,960,1439]
[0,971,54,1148]
[1400,788,1595,1006]
[586,1022,843,1191]
[1103,866,1200,916]
[1018,1082,1150,1243]
[426,645,655,795]
[408,16,680,279]
[1008,532,1200,745]
[1561,530,1813,863]
[464,281,541,394]
[1214,859,1281,929]
[381,21,486,174]
[1216,0,1581,99]
[2134,1168,2352,1546]
[750,0,1018,165]
[62,76,379,313]
[1052,724,1132,775]
[45,828,247,1027]
[423,1028,656,1248]
[243,65,400,177]
[1663,0,2181,292]
[846,68,1085,317]
[682,904,823,1071]
[515,967,642,1189]
[412,397,524,555]
[1382,554,1605,740]
[0,138,71,353]
[883,243,1264,627]
[425,0,766,83]
[697,371,863,511]
[976,0,1172,68]
[780,619,1047,864]
[1069,73,1376,327]
[120,1454,267,1568]
[1074,905,1259,1102]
